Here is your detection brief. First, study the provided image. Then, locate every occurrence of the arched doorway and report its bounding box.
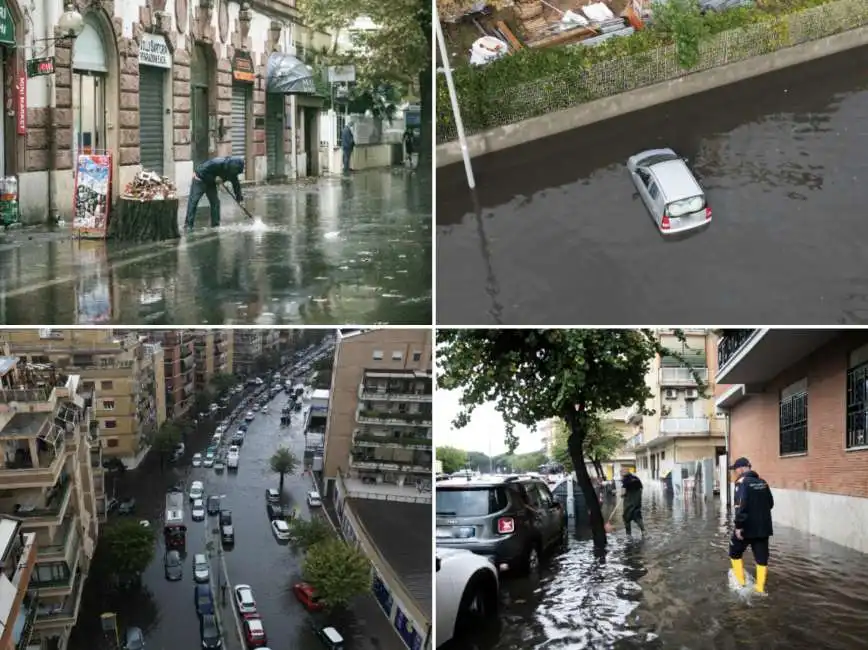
[72,15,109,162]
[190,43,215,167]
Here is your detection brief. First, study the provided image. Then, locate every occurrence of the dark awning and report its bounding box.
[266,52,317,94]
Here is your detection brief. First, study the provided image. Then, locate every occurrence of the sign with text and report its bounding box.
[26,57,54,78]
[139,33,171,68]
[0,0,14,46]
[16,68,25,135]
[231,51,255,83]
[327,65,355,84]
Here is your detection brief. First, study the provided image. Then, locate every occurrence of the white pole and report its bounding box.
[434,10,475,189]
[290,94,298,180]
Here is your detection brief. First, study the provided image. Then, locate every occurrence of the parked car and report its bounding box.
[189,481,204,501]
[234,584,257,614]
[200,613,222,649]
[125,626,146,650]
[292,582,324,612]
[214,459,225,472]
[265,488,280,503]
[626,148,711,235]
[192,453,203,467]
[118,498,136,515]
[271,519,291,542]
[222,524,235,545]
[266,503,283,520]
[192,499,206,521]
[316,626,345,649]
[194,583,215,617]
[207,496,221,516]
[193,553,210,583]
[243,615,268,648]
[220,510,233,526]
[307,491,322,507]
[435,474,566,574]
[245,411,255,422]
[436,548,499,647]
[164,550,183,581]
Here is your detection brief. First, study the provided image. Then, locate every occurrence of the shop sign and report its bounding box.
[16,68,25,135]
[26,57,55,78]
[139,33,171,68]
[0,0,14,47]
[231,51,255,83]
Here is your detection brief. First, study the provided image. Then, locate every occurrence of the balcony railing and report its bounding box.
[38,517,78,562]
[33,570,84,629]
[717,329,759,371]
[0,443,67,487]
[0,387,53,404]
[659,367,709,386]
[16,595,37,650]
[659,417,711,435]
[349,458,431,473]
[358,386,432,403]
[353,432,432,450]
[12,477,72,524]
[356,410,432,427]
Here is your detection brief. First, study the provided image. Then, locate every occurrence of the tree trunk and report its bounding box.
[279,472,285,493]
[593,459,605,481]
[417,4,432,171]
[566,414,607,548]
[109,198,181,241]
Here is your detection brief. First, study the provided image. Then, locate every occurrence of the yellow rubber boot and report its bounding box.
[755,565,768,594]
[730,558,745,586]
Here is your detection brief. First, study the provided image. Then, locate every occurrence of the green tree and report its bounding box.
[254,354,277,375]
[436,445,467,473]
[303,538,372,609]
[651,0,708,69]
[311,355,334,390]
[270,447,299,493]
[512,450,547,473]
[288,518,333,554]
[210,372,236,396]
[552,418,625,478]
[96,519,155,587]
[437,329,705,548]
[193,391,213,416]
[154,421,183,469]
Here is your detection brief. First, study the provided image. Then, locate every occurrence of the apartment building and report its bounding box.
[715,329,868,553]
[0,330,167,466]
[0,355,101,650]
[150,332,196,421]
[233,331,264,377]
[593,409,638,479]
[322,330,433,495]
[193,331,234,394]
[0,517,37,650]
[630,329,726,484]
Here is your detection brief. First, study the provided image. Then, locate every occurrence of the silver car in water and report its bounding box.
[627,148,712,235]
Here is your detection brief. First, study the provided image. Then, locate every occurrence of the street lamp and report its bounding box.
[57,3,85,38]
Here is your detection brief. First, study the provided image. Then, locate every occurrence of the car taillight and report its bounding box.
[661,213,670,230]
[497,517,515,534]
[705,206,712,220]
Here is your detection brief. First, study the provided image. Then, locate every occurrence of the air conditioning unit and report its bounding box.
[685,388,699,400]
[663,389,677,400]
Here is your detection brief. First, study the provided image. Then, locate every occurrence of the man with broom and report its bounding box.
[184,155,246,230]
[615,467,646,536]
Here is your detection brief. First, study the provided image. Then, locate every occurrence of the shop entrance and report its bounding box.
[72,17,108,163]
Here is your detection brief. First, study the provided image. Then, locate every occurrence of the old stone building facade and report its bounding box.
[17,0,326,224]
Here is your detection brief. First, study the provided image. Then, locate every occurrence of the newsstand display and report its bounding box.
[108,171,180,241]
[0,176,20,228]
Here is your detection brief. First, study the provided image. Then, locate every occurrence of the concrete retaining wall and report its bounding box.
[436,25,868,167]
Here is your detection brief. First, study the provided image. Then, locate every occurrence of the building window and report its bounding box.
[106,439,119,448]
[373,350,383,361]
[846,360,868,449]
[103,420,117,429]
[779,378,808,455]
[102,400,115,411]
[412,351,422,362]
[392,351,403,361]
[100,380,113,391]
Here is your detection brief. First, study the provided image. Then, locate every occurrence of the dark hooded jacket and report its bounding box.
[733,470,774,538]
[195,156,245,201]
[621,472,643,521]
[341,125,355,151]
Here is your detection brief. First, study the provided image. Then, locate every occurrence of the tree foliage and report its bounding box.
[303,538,372,609]
[210,372,236,396]
[289,517,333,554]
[154,422,182,455]
[650,0,708,69]
[437,329,704,548]
[193,391,212,416]
[551,417,625,476]
[96,519,155,586]
[435,445,467,473]
[270,447,299,493]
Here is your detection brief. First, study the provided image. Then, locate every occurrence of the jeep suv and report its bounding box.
[435,475,566,574]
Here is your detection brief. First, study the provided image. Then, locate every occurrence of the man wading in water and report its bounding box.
[620,468,646,536]
[729,457,774,594]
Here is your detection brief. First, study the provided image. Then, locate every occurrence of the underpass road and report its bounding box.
[436,46,868,325]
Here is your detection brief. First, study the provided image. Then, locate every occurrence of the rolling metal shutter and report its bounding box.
[139,66,165,174]
[231,85,248,159]
[265,94,282,177]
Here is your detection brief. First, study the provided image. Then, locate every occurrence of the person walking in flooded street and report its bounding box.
[341,123,355,173]
[728,457,774,594]
[620,468,645,536]
[184,155,245,230]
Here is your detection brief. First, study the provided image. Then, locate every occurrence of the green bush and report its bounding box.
[437,0,851,140]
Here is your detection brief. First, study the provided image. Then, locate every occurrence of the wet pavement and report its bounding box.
[452,489,868,650]
[1,170,430,325]
[71,360,405,650]
[437,46,868,325]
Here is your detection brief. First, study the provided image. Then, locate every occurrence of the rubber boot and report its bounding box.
[755,564,768,594]
[730,558,745,586]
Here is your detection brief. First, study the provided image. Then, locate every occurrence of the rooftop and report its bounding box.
[348,497,432,619]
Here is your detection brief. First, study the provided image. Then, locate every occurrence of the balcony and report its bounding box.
[358,385,432,403]
[353,431,432,450]
[356,409,432,428]
[15,594,38,650]
[659,367,709,386]
[0,386,57,411]
[623,404,642,424]
[716,329,837,385]
[30,554,80,599]
[0,443,68,489]
[37,517,78,563]
[659,417,711,435]
[33,570,84,630]
[350,457,431,474]
[9,477,72,527]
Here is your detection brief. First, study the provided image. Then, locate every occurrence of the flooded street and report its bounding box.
[437,46,868,325]
[71,367,404,650]
[1,170,430,325]
[460,490,868,650]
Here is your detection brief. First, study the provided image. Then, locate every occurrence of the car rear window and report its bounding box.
[436,487,508,516]
[668,195,705,216]
[640,152,678,167]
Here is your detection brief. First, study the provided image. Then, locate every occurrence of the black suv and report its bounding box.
[435,475,566,574]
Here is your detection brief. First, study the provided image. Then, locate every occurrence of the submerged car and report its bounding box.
[627,148,711,235]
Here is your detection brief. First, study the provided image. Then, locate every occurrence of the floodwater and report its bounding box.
[71,357,404,650]
[437,46,868,325]
[455,490,868,650]
[1,169,430,325]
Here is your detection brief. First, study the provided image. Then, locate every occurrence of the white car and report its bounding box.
[203,455,215,468]
[210,403,219,413]
[192,499,206,521]
[436,548,499,647]
[253,405,260,412]
[271,519,291,541]
[245,411,255,422]
[192,453,203,467]
[233,584,257,614]
[307,491,322,507]
[189,481,204,501]
[193,553,210,583]
[215,425,226,434]
[228,445,240,455]
[262,406,269,413]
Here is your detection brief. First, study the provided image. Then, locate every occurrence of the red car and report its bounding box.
[292,582,324,612]
[242,613,268,648]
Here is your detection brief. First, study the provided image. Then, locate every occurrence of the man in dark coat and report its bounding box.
[185,155,245,230]
[341,124,355,173]
[620,468,645,535]
[729,457,774,593]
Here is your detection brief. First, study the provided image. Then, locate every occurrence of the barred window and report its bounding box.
[779,379,808,456]
[846,362,868,449]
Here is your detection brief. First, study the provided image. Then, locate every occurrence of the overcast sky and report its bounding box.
[436,387,544,456]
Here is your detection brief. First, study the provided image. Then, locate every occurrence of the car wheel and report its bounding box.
[455,571,498,636]
[522,543,541,576]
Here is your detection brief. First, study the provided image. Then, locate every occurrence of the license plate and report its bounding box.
[670,217,682,227]
[436,527,453,538]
